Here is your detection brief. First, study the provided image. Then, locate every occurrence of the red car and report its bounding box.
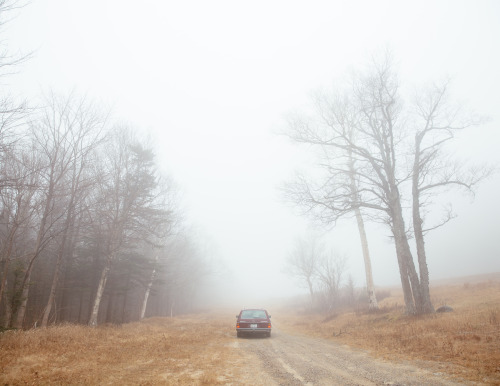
[236,309,272,337]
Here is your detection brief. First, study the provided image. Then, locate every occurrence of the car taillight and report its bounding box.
[236,324,240,328]
[268,324,271,328]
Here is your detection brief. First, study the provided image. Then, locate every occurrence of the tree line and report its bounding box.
[0,91,212,329]
[0,3,211,328]
[283,52,491,315]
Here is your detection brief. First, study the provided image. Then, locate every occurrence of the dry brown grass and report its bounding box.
[2,279,499,385]
[278,280,500,385]
[0,313,242,385]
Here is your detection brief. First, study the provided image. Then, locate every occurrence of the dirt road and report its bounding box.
[232,326,468,385]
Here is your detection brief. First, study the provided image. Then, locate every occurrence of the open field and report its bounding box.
[1,276,499,385]
[0,314,240,385]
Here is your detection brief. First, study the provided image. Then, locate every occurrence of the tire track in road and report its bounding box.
[235,326,467,385]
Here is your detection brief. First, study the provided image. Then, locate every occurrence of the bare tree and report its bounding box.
[285,236,322,306]
[285,56,423,314]
[0,0,32,327]
[283,53,487,315]
[284,90,380,310]
[39,93,108,327]
[409,82,491,313]
[12,92,90,328]
[0,146,40,326]
[315,250,347,313]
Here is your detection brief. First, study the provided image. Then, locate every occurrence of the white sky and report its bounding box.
[5,0,500,303]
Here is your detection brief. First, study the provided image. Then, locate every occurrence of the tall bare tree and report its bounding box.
[283,53,487,315]
[13,92,89,328]
[39,93,107,327]
[0,147,40,327]
[409,82,491,313]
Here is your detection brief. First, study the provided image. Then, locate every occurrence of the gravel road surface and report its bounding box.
[232,326,470,385]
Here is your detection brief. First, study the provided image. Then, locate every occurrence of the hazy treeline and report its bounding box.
[0,92,212,329]
[0,2,211,328]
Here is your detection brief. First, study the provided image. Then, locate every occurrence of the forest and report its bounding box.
[0,3,211,328]
[0,91,212,328]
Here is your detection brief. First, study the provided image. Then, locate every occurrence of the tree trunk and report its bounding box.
[120,271,131,323]
[0,229,16,311]
[391,199,426,315]
[392,224,416,315]
[41,248,64,327]
[0,256,11,312]
[13,264,33,329]
[59,259,73,322]
[77,284,86,324]
[354,207,379,310]
[387,177,425,315]
[348,149,378,310]
[1,278,13,328]
[140,256,158,320]
[306,277,314,306]
[0,204,24,317]
[13,177,56,329]
[412,135,435,314]
[88,256,112,327]
[41,204,76,327]
[105,289,115,323]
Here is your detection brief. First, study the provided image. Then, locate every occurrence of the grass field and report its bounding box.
[0,314,240,385]
[1,277,499,385]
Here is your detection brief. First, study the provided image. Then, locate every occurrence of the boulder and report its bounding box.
[436,305,454,313]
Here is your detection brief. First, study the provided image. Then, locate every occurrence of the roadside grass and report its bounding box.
[278,280,500,385]
[0,313,241,385]
[2,280,499,385]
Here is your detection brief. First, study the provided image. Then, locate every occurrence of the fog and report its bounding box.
[7,1,500,306]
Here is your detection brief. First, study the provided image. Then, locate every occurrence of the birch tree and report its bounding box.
[140,253,158,320]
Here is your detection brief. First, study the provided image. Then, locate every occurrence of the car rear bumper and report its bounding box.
[236,328,271,334]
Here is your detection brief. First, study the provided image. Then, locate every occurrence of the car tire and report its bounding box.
[266,331,271,338]
[237,331,242,338]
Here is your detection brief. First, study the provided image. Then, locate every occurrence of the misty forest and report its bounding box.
[0,3,212,328]
[0,0,496,331]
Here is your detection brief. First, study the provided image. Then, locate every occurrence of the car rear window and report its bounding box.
[241,310,267,319]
